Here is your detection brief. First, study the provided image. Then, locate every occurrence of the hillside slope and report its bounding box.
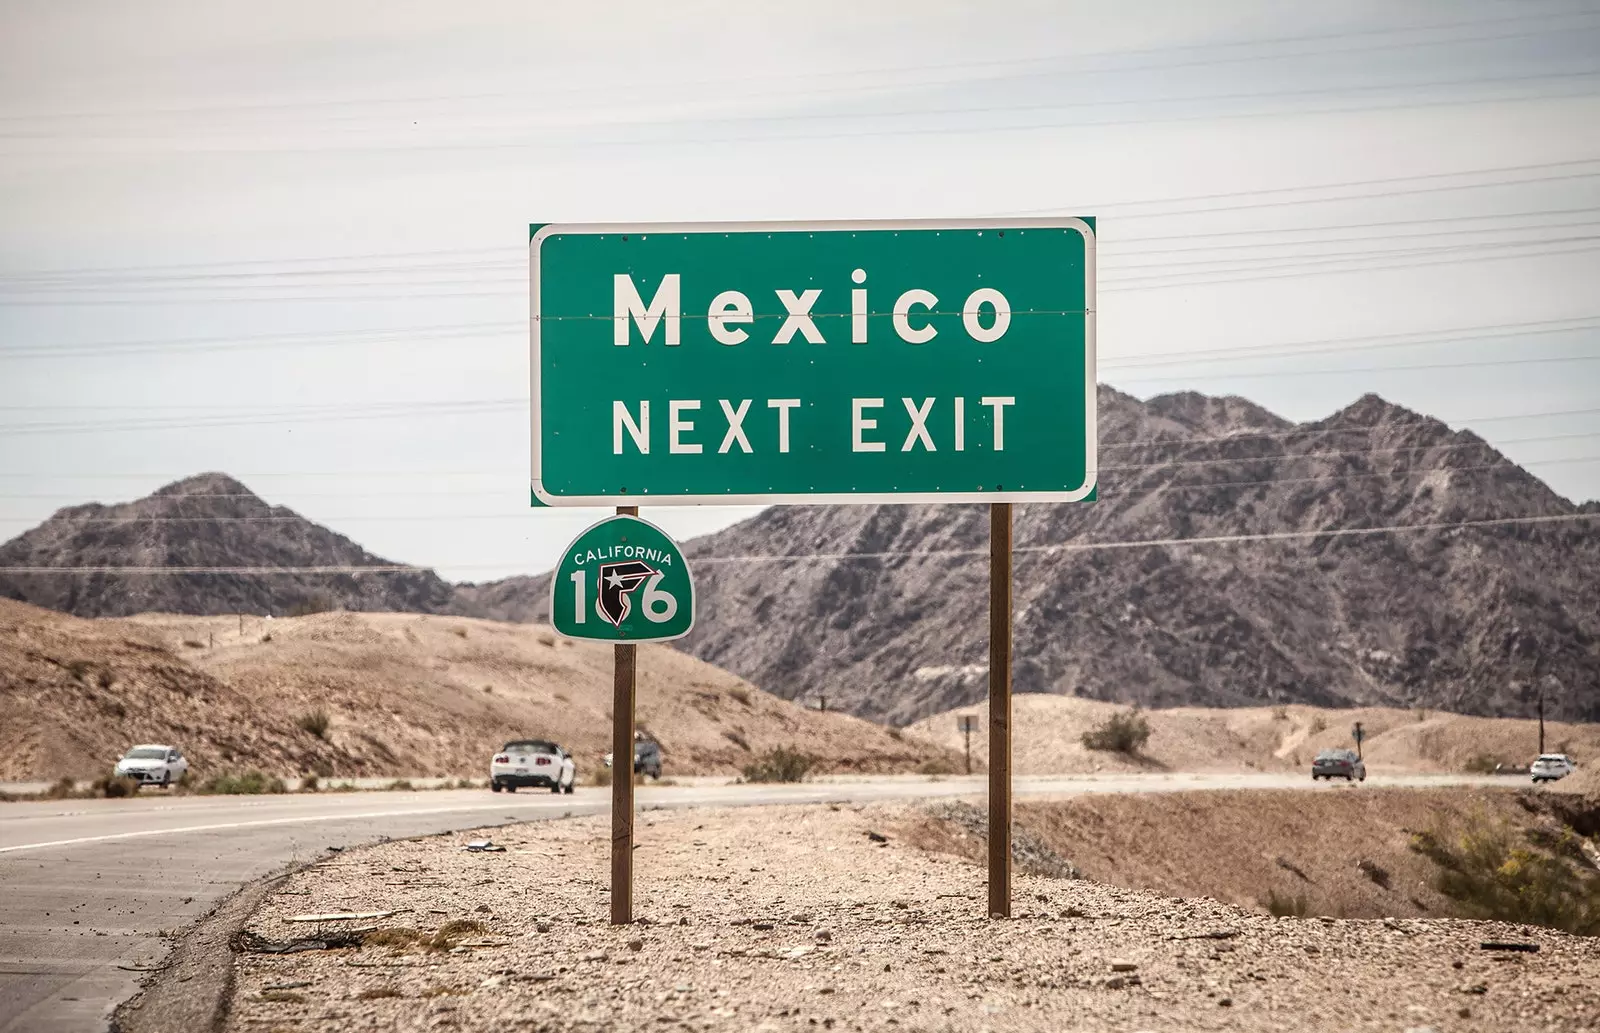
[0,599,951,781]
[668,388,1600,723]
[0,472,455,619]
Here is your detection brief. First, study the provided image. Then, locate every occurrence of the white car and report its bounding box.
[1531,754,1576,783]
[490,739,575,794]
[113,744,188,787]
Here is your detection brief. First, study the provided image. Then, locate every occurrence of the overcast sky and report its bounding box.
[1,0,1597,581]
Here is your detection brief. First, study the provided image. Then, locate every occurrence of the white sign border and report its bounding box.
[530,217,1096,507]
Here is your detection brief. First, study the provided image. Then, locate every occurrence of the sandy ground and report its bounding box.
[905,788,1589,921]
[227,801,1600,1033]
[907,696,1600,777]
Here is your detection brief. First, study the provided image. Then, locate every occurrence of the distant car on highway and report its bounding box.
[490,740,575,794]
[113,744,188,787]
[1311,748,1366,782]
[1530,754,1576,783]
[603,736,663,780]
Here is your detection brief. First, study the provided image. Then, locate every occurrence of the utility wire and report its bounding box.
[3,512,1593,575]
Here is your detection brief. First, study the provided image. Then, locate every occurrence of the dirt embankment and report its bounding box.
[904,787,1600,923]
[0,600,955,781]
[222,799,1600,1033]
[907,694,1600,776]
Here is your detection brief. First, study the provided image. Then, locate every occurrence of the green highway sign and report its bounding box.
[530,218,1095,506]
[550,515,695,642]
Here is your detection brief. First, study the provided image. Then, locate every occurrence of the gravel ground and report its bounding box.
[227,801,1600,1032]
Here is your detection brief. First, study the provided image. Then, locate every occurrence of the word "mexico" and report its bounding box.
[614,271,1012,346]
[612,397,1015,455]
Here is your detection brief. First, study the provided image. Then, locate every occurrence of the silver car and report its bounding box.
[1311,748,1366,782]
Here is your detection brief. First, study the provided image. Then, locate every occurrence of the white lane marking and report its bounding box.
[0,799,597,855]
[0,774,1505,855]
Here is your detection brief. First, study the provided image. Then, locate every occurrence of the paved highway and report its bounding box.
[0,772,1517,1031]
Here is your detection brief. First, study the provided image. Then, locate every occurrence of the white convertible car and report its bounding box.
[489,739,576,794]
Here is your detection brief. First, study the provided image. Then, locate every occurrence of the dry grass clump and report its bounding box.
[198,771,287,795]
[1081,707,1151,755]
[296,708,331,739]
[741,746,815,783]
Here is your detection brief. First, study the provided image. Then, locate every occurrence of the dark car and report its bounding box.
[1312,748,1366,782]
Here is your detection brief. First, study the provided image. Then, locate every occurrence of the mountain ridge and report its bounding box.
[3,389,1596,723]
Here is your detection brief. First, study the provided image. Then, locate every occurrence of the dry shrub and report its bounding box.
[1462,753,1505,774]
[728,686,751,706]
[1264,888,1309,917]
[198,771,287,795]
[591,766,613,787]
[1309,716,1327,734]
[741,746,814,783]
[94,774,141,798]
[1410,813,1600,934]
[259,990,307,1003]
[386,779,415,791]
[1081,707,1151,755]
[182,639,205,649]
[296,708,331,739]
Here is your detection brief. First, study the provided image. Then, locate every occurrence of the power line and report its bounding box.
[2,445,1594,525]
[7,8,1590,126]
[3,512,1592,575]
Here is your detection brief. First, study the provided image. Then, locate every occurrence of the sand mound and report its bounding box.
[0,600,953,781]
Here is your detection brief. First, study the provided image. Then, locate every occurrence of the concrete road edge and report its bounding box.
[110,863,299,1033]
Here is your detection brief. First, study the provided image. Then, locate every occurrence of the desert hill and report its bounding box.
[0,599,951,781]
[904,695,1600,777]
[0,472,456,619]
[4,388,1597,727]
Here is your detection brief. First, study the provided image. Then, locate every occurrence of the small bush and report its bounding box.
[917,757,959,776]
[592,767,613,787]
[95,668,116,689]
[1271,705,1289,721]
[728,686,751,706]
[296,708,331,739]
[886,726,905,741]
[182,639,205,649]
[300,774,320,792]
[1081,707,1152,755]
[95,774,141,798]
[741,746,815,783]
[723,728,750,751]
[1462,753,1504,774]
[1410,814,1600,934]
[1264,888,1309,917]
[386,779,415,791]
[65,659,94,681]
[260,633,272,643]
[363,927,422,948]
[46,776,79,799]
[198,771,287,795]
[1309,716,1327,734]
[451,626,468,638]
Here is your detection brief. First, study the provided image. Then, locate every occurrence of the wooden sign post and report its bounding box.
[612,502,639,924]
[988,502,1014,919]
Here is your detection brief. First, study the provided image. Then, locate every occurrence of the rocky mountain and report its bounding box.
[455,388,1599,724]
[0,472,457,618]
[5,390,1597,725]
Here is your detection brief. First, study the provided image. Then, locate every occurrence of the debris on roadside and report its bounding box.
[1480,941,1539,953]
[464,839,506,853]
[285,910,399,923]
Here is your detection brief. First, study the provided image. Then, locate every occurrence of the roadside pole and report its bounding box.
[612,504,638,926]
[988,502,1013,919]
